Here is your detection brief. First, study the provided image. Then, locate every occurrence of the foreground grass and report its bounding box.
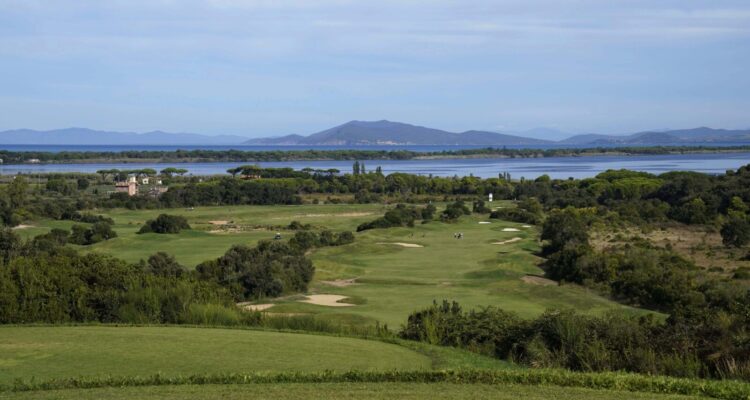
[0,382,709,400]
[0,326,431,385]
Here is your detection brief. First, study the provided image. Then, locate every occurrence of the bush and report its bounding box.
[68,221,117,245]
[357,204,421,231]
[441,201,471,222]
[139,214,191,234]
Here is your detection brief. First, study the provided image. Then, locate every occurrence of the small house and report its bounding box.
[115,181,138,196]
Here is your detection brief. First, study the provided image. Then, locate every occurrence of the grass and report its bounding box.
[0,382,708,400]
[0,326,431,385]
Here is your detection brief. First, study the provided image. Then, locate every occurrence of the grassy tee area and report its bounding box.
[16,202,646,326]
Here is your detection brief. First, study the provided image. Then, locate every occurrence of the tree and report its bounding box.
[721,215,750,248]
[0,228,22,264]
[353,161,361,175]
[77,178,90,191]
[147,252,185,278]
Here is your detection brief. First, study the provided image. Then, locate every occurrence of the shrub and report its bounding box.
[139,214,191,234]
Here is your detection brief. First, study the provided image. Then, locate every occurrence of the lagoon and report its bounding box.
[2,152,749,179]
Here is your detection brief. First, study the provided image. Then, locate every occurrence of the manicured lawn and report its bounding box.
[0,383,705,400]
[0,326,431,385]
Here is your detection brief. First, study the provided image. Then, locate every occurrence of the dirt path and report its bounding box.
[237,303,275,311]
[299,294,354,307]
[320,278,358,287]
[521,275,557,286]
[493,237,522,245]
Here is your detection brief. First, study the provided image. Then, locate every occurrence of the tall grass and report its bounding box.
[5,369,749,399]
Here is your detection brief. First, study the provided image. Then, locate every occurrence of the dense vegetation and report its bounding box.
[401,299,749,380]
[0,227,353,323]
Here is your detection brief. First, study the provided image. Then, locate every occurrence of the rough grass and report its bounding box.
[0,326,431,385]
[591,224,750,275]
[0,382,709,400]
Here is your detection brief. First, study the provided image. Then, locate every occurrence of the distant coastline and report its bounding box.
[1,144,750,165]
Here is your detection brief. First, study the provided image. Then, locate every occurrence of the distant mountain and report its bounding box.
[561,127,750,146]
[0,128,249,145]
[243,120,553,146]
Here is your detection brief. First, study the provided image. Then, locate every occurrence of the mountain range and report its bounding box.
[0,128,248,146]
[1,121,749,147]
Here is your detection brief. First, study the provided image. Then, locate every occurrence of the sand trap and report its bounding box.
[11,224,33,230]
[521,275,557,286]
[478,221,492,224]
[502,228,520,232]
[522,225,532,228]
[493,237,522,245]
[237,302,275,311]
[299,294,354,307]
[321,278,358,287]
[298,212,373,218]
[378,242,424,248]
[209,220,230,225]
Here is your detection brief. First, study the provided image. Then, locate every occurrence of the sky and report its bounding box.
[1,1,749,140]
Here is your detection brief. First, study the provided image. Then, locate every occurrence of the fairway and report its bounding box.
[17,204,383,267]
[0,383,706,400]
[0,326,431,384]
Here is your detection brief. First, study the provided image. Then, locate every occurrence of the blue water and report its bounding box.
[2,152,749,179]
[1,142,749,153]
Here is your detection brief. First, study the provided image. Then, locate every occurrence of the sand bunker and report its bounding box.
[522,225,532,228]
[378,242,424,248]
[208,220,230,225]
[502,228,520,232]
[321,278,358,287]
[521,275,557,286]
[299,294,354,307]
[493,237,522,245]
[478,221,492,224]
[237,303,275,311]
[11,224,33,230]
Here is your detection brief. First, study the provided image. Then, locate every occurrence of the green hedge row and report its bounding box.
[5,369,749,399]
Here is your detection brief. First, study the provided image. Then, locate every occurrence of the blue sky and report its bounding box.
[1,1,749,139]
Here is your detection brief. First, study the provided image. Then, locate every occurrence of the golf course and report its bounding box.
[3,201,748,399]
[13,202,643,326]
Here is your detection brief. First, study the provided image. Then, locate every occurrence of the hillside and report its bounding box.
[245,120,553,146]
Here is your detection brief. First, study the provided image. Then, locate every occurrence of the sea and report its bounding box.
[1,144,749,180]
